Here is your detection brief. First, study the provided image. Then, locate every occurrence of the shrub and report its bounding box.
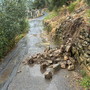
[80,70,90,89]
[80,76,90,89]
[86,0,90,5]
[0,0,29,58]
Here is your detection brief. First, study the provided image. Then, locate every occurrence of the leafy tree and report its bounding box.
[48,0,75,11]
[0,0,29,58]
[86,0,90,5]
[32,0,75,11]
[33,0,46,9]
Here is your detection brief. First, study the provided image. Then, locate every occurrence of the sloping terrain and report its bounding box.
[44,0,90,75]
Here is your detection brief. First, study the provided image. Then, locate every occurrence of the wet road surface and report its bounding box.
[0,15,83,90]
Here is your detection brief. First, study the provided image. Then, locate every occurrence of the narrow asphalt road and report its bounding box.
[0,15,83,90]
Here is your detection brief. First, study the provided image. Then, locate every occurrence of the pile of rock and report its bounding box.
[54,16,90,74]
[27,47,76,80]
[71,28,90,71]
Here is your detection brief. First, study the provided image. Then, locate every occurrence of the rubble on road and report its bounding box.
[53,63,61,72]
[44,70,53,80]
[26,46,76,80]
[68,64,75,71]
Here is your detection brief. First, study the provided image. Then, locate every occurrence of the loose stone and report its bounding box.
[40,62,48,70]
[60,61,67,69]
[28,59,34,64]
[53,63,61,72]
[68,64,75,71]
[44,70,53,80]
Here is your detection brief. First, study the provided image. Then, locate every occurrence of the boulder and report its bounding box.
[43,53,47,59]
[40,62,48,70]
[69,57,76,64]
[53,63,61,72]
[54,49,62,54]
[36,54,41,59]
[28,59,34,64]
[55,58,61,62]
[88,46,90,50]
[48,49,55,54]
[47,60,53,65]
[54,53,60,58]
[67,60,72,65]
[64,55,69,60]
[49,54,53,57]
[44,70,53,80]
[65,43,72,52]
[60,45,64,53]
[68,64,75,71]
[60,61,67,69]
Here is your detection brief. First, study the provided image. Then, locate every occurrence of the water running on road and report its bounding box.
[0,15,83,90]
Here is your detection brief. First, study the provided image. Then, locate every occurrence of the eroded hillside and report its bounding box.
[44,0,90,75]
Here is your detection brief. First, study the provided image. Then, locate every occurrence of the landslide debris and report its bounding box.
[26,0,90,79]
[26,9,89,79]
[27,46,76,80]
[44,0,90,76]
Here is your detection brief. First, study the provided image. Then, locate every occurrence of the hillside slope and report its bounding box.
[44,0,90,75]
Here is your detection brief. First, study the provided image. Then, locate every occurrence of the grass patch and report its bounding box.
[80,70,90,89]
[68,1,77,13]
[44,11,58,20]
[15,33,26,43]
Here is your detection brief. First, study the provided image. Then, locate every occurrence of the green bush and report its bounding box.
[48,0,76,11]
[80,70,90,89]
[80,76,90,89]
[68,1,77,13]
[86,0,90,5]
[0,0,29,58]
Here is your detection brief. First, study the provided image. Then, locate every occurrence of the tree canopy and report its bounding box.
[0,0,28,58]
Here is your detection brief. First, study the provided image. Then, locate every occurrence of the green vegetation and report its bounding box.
[48,0,67,11]
[87,9,90,17]
[44,11,58,20]
[27,0,35,10]
[68,1,77,13]
[80,70,90,89]
[0,0,29,59]
[33,0,45,9]
[15,33,27,43]
[44,0,90,89]
[32,0,75,11]
[87,0,90,5]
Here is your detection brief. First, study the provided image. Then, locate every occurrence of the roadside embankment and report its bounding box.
[44,0,90,76]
